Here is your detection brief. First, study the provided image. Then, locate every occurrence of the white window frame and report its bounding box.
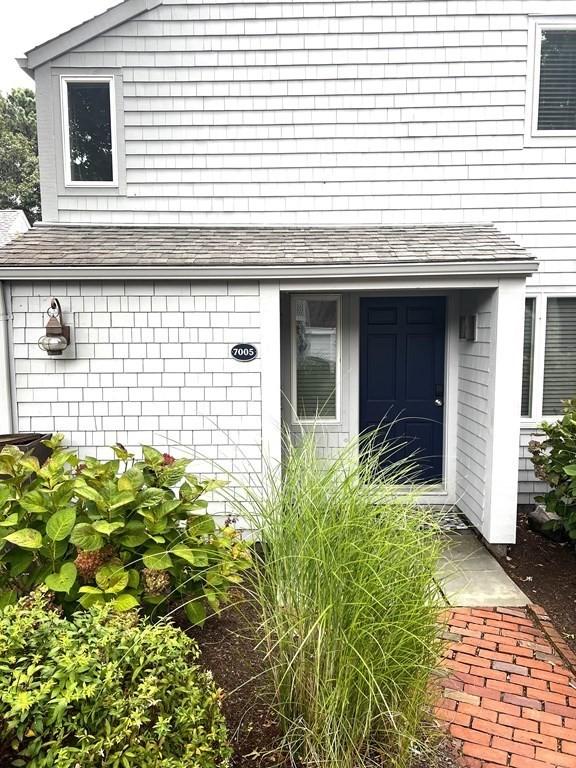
[526,17,576,146]
[60,75,118,187]
[521,292,576,426]
[291,294,341,425]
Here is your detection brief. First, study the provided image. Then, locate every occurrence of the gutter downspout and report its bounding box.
[0,283,15,434]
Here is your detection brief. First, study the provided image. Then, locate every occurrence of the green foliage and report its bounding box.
[0,436,251,623]
[0,88,40,222]
[0,590,230,767]
[529,398,576,536]
[240,432,445,768]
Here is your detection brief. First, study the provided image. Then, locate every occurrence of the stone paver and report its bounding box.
[436,606,576,768]
[438,531,528,608]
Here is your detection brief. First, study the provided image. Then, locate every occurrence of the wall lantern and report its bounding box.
[38,298,70,356]
[458,314,478,342]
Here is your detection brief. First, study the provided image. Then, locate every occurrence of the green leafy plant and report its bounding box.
[0,590,230,767]
[529,398,576,537]
[236,432,445,768]
[0,436,251,624]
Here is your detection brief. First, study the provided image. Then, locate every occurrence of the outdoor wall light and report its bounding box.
[38,298,70,356]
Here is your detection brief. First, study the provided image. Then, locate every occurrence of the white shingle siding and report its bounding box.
[10,280,262,522]
[518,427,547,505]
[44,0,574,282]
[0,211,29,247]
[456,290,493,529]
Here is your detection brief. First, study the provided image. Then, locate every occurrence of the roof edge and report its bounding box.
[15,58,33,81]
[29,220,515,230]
[22,0,164,72]
[0,260,538,281]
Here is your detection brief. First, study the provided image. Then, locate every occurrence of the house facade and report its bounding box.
[1,0,575,542]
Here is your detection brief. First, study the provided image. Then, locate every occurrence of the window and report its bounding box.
[529,21,576,140]
[521,296,576,419]
[543,298,576,415]
[61,77,116,185]
[521,298,535,417]
[537,29,576,131]
[293,296,340,421]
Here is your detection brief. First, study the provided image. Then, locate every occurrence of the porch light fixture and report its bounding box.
[38,298,70,356]
[459,314,478,342]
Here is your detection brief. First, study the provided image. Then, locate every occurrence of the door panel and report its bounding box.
[366,334,397,401]
[359,296,446,483]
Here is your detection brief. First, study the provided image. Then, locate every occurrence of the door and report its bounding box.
[359,296,446,483]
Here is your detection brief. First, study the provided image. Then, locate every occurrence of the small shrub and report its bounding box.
[239,432,445,768]
[0,436,251,624]
[0,590,231,767]
[529,398,576,537]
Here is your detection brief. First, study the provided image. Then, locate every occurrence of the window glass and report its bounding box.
[66,81,113,182]
[543,297,576,415]
[538,30,576,131]
[521,298,535,417]
[295,298,338,420]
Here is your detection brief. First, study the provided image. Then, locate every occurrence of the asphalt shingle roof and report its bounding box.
[0,223,531,269]
[0,210,29,248]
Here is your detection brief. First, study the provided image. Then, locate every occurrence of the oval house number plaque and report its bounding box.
[230,343,258,362]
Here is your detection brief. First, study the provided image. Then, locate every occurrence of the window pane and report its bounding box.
[538,30,576,131]
[67,82,113,182]
[295,298,338,419]
[543,298,576,415]
[521,299,535,417]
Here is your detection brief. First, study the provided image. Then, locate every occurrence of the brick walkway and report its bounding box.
[436,606,576,768]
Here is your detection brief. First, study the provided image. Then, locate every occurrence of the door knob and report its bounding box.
[435,398,443,407]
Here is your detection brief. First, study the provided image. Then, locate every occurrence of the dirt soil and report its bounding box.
[189,592,459,768]
[497,506,576,651]
[189,595,291,768]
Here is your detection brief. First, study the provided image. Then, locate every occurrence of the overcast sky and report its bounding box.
[0,0,120,94]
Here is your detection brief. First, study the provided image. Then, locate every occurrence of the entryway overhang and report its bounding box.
[266,230,536,548]
[0,222,537,547]
[0,222,536,281]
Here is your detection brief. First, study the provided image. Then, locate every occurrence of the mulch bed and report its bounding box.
[189,592,459,768]
[497,507,576,652]
[189,595,291,768]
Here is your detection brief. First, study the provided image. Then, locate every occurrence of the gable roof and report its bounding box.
[0,211,30,248]
[20,0,163,73]
[0,223,536,279]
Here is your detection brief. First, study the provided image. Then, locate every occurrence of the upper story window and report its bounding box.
[528,19,576,143]
[61,76,117,186]
[538,30,576,131]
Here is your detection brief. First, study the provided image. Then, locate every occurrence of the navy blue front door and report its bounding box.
[359,296,446,483]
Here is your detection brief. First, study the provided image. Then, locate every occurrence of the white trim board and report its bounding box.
[23,0,163,72]
[484,278,526,544]
[260,282,283,473]
[0,261,538,282]
[0,283,13,434]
